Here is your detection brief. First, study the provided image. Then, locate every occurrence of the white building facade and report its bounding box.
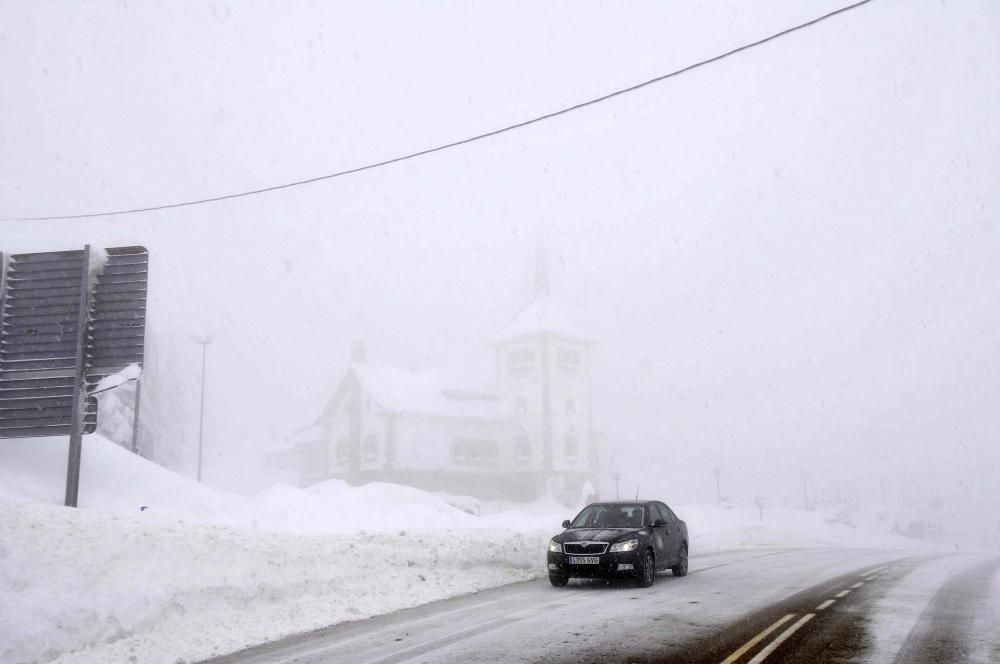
[278,255,600,504]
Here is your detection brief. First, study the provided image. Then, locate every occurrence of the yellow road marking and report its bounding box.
[719,614,796,664]
[747,613,815,664]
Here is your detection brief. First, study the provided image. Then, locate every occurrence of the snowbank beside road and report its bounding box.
[683,503,940,553]
[0,436,555,664]
[0,435,936,664]
[0,499,545,664]
[0,435,244,525]
[0,436,488,535]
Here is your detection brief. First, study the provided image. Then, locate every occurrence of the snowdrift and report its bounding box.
[0,435,935,664]
[0,499,543,664]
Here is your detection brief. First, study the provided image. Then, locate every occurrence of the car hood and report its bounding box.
[556,528,643,543]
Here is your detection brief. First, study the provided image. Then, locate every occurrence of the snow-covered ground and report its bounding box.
[861,554,1000,663]
[0,436,936,664]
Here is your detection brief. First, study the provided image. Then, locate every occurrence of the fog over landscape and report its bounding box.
[2,0,998,546]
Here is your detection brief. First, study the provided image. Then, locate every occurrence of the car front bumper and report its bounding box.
[547,549,643,578]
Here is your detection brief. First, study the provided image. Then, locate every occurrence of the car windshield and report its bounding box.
[571,504,646,529]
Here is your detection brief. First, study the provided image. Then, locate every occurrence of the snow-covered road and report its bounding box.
[207,548,1000,663]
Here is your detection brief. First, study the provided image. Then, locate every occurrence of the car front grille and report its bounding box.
[564,541,609,555]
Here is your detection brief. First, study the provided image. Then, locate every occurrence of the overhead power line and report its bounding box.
[5,0,874,222]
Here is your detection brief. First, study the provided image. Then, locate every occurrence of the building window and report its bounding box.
[516,397,527,417]
[363,435,378,463]
[564,431,579,465]
[566,398,576,415]
[557,349,581,376]
[450,439,499,466]
[336,437,351,464]
[507,348,535,378]
[514,435,531,465]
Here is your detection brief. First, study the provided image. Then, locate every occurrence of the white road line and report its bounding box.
[718,614,796,664]
[816,599,836,611]
[269,598,504,663]
[863,565,888,576]
[359,598,571,664]
[358,615,514,664]
[746,613,815,664]
[851,581,865,589]
[835,589,851,598]
[505,607,541,620]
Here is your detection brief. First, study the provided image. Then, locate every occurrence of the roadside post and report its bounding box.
[192,334,213,482]
[65,245,93,507]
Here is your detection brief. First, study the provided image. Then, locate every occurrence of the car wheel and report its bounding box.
[635,551,655,587]
[549,573,569,587]
[671,543,689,577]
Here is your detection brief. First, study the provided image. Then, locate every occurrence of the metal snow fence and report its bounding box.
[0,245,148,506]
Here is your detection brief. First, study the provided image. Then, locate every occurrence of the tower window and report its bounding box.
[514,435,531,465]
[557,349,581,376]
[507,348,535,378]
[336,437,351,464]
[565,431,579,464]
[516,397,528,417]
[363,435,378,463]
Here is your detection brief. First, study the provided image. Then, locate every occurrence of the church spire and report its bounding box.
[496,243,592,344]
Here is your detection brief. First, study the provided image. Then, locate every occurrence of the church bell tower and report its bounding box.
[494,247,596,488]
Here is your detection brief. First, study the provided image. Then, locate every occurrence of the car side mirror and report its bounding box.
[652,519,666,528]
[562,520,571,529]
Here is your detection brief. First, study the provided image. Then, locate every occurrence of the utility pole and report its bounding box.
[192,335,214,482]
[802,472,810,511]
[714,466,722,506]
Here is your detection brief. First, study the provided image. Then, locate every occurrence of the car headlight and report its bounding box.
[548,539,563,553]
[609,539,639,553]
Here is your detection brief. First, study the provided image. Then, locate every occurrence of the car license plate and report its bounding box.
[569,556,600,564]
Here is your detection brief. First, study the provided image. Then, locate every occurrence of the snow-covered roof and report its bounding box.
[350,364,506,420]
[494,294,592,344]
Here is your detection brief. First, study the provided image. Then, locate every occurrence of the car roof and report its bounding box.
[587,500,656,506]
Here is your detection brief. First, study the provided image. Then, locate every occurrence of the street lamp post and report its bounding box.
[714,466,722,506]
[192,335,214,482]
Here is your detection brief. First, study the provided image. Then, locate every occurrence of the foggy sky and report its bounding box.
[1,1,998,537]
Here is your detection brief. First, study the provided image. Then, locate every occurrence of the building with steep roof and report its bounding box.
[276,251,600,504]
